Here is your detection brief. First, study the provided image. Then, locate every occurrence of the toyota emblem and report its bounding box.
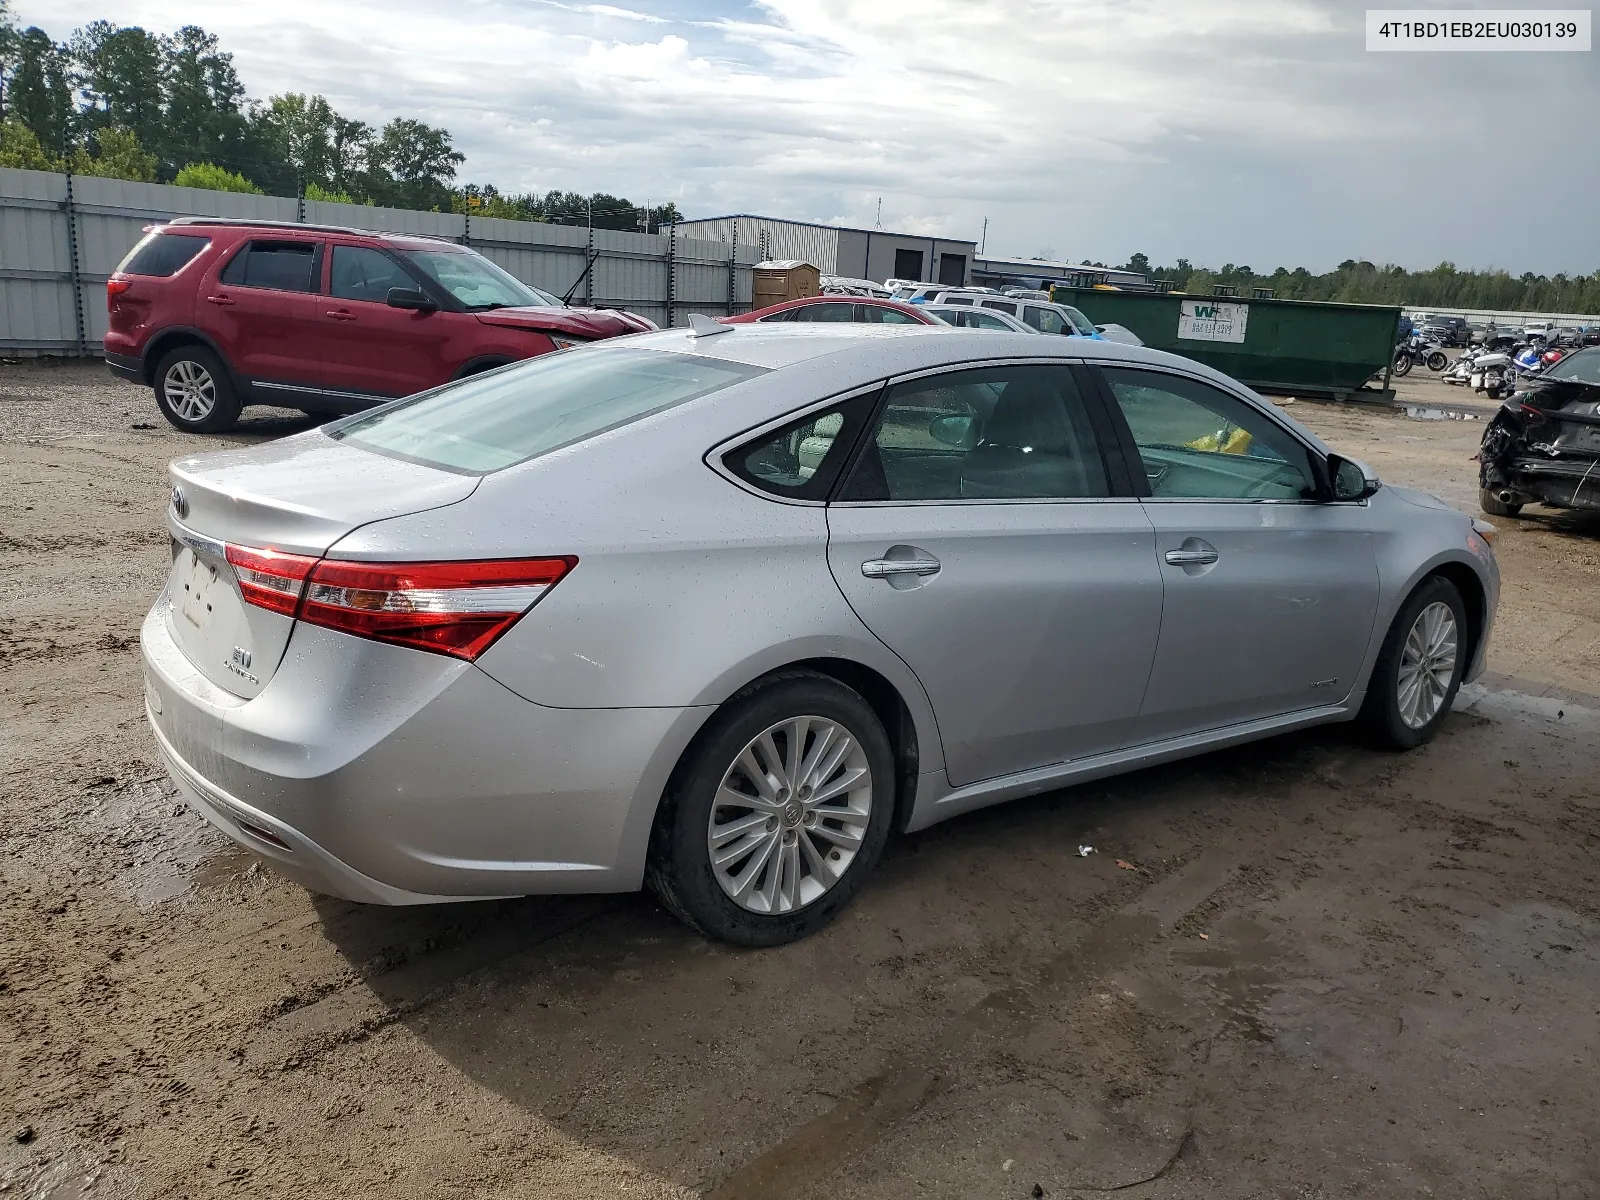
[170,486,189,520]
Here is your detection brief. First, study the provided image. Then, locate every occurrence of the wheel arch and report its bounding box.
[451,354,516,380]
[141,327,239,389]
[1429,560,1488,676]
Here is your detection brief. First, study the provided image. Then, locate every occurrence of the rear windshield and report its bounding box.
[330,348,767,473]
[117,231,210,277]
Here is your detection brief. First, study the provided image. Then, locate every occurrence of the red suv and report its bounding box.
[104,218,654,432]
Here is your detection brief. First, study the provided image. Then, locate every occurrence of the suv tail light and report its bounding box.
[107,277,133,310]
[223,547,576,661]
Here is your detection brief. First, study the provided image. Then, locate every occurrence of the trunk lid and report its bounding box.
[475,305,652,339]
[163,430,478,699]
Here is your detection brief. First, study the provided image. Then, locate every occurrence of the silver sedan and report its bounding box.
[142,324,1499,944]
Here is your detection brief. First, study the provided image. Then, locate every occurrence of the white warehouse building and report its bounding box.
[672,214,977,288]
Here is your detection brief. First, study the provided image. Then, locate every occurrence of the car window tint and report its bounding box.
[945,297,974,306]
[725,392,878,500]
[971,311,1013,330]
[117,231,210,277]
[791,303,855,323]
[333,348,766,474]
[980,300,1018,315]
[330,245,418,303]
[840,365,1108,502]
[1033,308,1070,335]
[1101,368,1317,501]
[219,241,318,292]
[868,306,921,325]
[757,308,798,322]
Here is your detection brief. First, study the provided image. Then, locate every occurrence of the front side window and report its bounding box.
[1027,307,1071,335]
[330,245,420,303]
[790,302,855,323]
[840,364,1109,502]
[1060,305,1098,336]
[399,247,556,310]
[862,305,921,325]
[332,348,765,474]
[117,231,210,277]
[219,240,319,292]
[1100,367,1317,501]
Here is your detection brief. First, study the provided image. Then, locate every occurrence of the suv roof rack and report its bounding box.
[163,215,457,243]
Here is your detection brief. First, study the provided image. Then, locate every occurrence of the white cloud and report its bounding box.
[18,0,1600,273]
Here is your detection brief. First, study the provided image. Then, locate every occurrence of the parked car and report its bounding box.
[104,218,654,433]
[921,304,1035,332]
[1522,320,1555,342]
[1479,345,1600,516]
[721,296,939,325]
[143,322,1498,945]
[820,275,892,299]
[971,294,1105,339]
[1095,323,1145,346]
[1419,316,1467,347]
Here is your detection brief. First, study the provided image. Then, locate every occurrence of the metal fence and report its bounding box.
[0,167,760,356]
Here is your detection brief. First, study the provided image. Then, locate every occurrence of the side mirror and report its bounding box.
[929,414,978,448]
[387,287,437,312]
[1329,454,1380,501]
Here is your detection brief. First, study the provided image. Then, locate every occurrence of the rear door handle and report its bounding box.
[1165,547,1219,566]
[862,557,941,579]
[205,294,234,306]
[326,309,356,321]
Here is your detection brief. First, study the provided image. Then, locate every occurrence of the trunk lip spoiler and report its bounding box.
[168,516,230,565]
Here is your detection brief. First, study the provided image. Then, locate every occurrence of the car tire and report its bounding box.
[152,344,242,433]
[1358,575,1470,751]
[1479,487,1523,517]
[646,671,895,946]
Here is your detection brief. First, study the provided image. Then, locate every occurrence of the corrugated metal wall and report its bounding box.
[673,217,839,274]
[0,167,759,355]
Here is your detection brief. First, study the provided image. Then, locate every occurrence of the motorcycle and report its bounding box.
[1446,336,1517,397]
[1392,335,1450,377]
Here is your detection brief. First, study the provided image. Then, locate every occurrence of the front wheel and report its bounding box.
[1426,351,1449,372]
[1359,576,1469,750]
[152,345,242,433]
[646,672,895,946]
[1392,351,1413,377]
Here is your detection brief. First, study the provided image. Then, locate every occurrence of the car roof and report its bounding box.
[164,216,457,246]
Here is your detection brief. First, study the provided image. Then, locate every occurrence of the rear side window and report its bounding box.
[220,240,320,292]
[332,348,766,474]
[117,231,210,277]
[724,392,879,501]
[981,300,1019,315]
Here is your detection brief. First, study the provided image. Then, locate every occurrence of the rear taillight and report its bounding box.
[225,545,318,616]
[107,277,133,310]
[225,546,575,661]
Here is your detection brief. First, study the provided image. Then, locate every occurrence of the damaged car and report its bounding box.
[1479,346,1600,517]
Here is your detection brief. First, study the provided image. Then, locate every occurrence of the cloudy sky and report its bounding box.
[21,0,1600,274]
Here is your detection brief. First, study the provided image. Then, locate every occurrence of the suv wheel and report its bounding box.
[153,345,242,433]
[647,672,895,946]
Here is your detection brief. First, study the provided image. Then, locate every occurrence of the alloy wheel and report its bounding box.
[163,359,217,423]
[1396,601,1458,729]
[707,715,874,915]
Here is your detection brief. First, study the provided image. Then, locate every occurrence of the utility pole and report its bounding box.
[980,217,987,256]
[875,197,882,230]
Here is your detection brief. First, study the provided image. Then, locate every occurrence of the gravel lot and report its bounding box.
[2,361,1597,1200]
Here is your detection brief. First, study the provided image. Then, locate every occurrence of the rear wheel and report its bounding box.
[1392,350,1413,377]
[1359,576,1469,750]
[646,672,895,946]
[1426,351,1449,372]
[1480,487,1523,517]
[153,345,241,433]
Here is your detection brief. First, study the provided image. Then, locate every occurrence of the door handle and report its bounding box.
[326,309,356,321]
[1164,547,1219,566]
[205,294,235,306]
[862,557,941,579]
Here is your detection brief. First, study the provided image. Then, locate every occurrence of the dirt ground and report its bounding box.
[2,361,1597,1200]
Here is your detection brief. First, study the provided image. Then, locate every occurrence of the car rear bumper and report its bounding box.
[106,351,143,383]
[140,598,710,903]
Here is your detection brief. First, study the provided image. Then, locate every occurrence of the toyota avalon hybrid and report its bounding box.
[142,322,1498,944]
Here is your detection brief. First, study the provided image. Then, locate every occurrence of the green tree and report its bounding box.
[65,125,157,180]
[363,116,462,209]
[10,27,73,157]
[254,92,334,193]
[160,26,256,181]
[0,1,19,120]
[68,21,164,154]
[303,180,353,204]
[1123,251,1151,275]
[172,160,262,193]
[0,116,52,168]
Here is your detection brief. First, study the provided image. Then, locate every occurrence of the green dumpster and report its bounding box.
[1050,287,1401,401]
